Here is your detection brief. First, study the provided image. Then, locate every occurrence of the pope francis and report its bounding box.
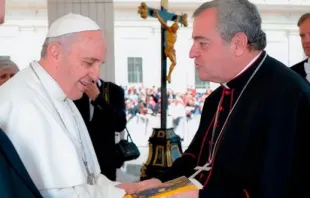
[0,13,125,198]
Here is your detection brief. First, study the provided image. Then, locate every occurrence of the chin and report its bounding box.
[198,74,210,82]
[67,92,84,101]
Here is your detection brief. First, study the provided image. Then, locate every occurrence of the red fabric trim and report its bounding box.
[201,88,238,189]
[203,125,225,187]
[243,189,250,198]
[198,89,230,185]
[197,89,225,165]
[182,153,196,158]
[196,114,216,165]
[230,89,234,110]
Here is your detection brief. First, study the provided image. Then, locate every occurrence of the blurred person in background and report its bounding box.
[291,13,310,82]
[74,79,127,181]
[0,56,19,86]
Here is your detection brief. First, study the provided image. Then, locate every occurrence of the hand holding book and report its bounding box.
[117,176,201,198]
[116,178,163,194]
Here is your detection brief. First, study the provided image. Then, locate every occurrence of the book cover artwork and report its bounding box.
[124,176,202,198]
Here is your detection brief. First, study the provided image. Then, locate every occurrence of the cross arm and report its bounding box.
[138,2,188,27]
[153,10,170,30]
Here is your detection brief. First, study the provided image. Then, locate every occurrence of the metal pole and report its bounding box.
[160,6,167,129]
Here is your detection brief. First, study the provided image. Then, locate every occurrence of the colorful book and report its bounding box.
[123,176,202,198]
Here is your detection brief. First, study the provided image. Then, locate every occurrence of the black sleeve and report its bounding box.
[0,152,16,198]
[156,98,212,182]
[91,83,127,132]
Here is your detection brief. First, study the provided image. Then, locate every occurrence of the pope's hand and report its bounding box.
[116,178,162,194]
[168,190,199,198]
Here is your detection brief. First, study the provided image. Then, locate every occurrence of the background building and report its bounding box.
[0,0,308,91]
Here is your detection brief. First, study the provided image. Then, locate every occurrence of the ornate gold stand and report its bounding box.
[140,128,182,180]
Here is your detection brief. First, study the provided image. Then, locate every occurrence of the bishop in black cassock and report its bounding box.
[119,50,310,197]
[155,50,310,197]
[117,0,310,197]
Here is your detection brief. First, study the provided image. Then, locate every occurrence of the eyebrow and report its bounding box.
[192,36,210,41]
[84,57,99,62]
[87,57,106,64]
[83,57,105,65]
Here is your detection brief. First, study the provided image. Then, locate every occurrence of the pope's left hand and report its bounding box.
[168,190,199,198]
[85,82,100,101]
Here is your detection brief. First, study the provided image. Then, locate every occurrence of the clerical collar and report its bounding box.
[30,61,66,101]
[222,50,266,89]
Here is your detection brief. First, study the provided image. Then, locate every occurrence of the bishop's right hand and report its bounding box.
[116,178,162,194]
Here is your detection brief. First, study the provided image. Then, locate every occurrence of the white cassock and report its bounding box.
[0,61,125,198]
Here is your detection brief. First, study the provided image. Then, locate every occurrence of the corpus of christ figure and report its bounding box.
[154,9,179,84]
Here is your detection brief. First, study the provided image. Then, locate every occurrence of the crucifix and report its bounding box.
[138,0,187,129]
[138,0,188,180]
[189,163,212,180]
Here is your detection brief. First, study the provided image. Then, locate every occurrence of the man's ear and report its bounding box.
[230,32,248,57]
[47,42,61,62]
[0,0,5,24]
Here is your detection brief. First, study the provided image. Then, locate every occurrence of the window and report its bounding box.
[195,69,210,89]
[127,57,143,84]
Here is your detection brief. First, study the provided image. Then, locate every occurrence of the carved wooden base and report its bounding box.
[140,128,182,181]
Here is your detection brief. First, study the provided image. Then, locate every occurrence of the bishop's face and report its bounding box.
[57,30,106,100]
[299,18,310,57]
[189,8,234,83]
[0,0,5,24]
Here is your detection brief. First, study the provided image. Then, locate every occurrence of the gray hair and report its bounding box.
[0,56,19,70]
[40,33,76,58]
[193,0,266,51]
[297,13,310,27]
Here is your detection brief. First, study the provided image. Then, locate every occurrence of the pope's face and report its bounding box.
[0,0,5,24]
[57,30,106,100]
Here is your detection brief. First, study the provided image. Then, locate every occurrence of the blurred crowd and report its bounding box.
[123,85,213,120]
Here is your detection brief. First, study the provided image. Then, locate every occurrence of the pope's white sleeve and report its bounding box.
[39,174,125,198]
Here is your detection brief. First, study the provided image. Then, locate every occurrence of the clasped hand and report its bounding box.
[85,82,100,101]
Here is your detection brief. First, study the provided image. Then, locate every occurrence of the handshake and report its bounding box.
[116,177,200,198]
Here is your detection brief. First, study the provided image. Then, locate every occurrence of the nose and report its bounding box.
[189,44,199,59]
[89,63,100,82]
